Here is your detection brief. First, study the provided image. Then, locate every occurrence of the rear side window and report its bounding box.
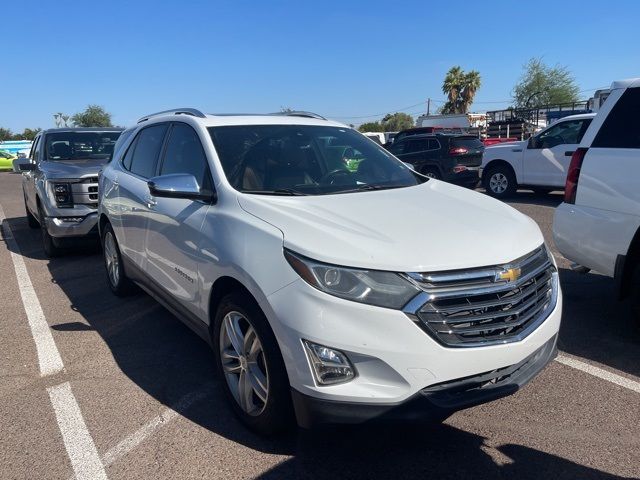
[593,88,640,148]
[160,123,212,190]
[406,139,428,153]
[128,124,168,178]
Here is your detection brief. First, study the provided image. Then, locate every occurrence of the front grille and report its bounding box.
[70,176,99,207]
[404,246,558,347]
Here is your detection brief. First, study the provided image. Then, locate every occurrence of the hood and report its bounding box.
[39,159,107,178]
[237,181,544,272]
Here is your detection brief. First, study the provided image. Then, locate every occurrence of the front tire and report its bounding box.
[483,164,517,198]
[213,291,292,435]
[24,196,39,229]
[38,205,61,257]
[101,222,137,296]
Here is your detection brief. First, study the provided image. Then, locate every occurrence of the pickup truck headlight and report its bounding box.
[284,249,420,309]
[49,182,73,208]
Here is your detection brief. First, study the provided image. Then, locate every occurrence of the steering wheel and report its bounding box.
[319,168,352,185]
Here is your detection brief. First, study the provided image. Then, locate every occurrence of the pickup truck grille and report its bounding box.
[70,176,99,208]
[404,246,558,347]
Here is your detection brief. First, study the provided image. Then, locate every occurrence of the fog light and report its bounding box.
[303,340,355,385]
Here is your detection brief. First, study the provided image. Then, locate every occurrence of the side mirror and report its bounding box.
[17,159,36,171]
[147,173,215,202]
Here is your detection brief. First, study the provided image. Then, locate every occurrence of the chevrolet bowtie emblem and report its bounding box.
[497,267,522,283]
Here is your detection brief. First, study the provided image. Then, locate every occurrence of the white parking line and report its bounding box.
[556,354,640,394]
[101,385,213,468]
[48,382,108,480]
[0,203,64,376]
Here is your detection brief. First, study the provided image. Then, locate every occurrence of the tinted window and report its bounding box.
[160,124,211,189]
[44,131,122,161]
[122,137,137,171]
[111,128,136,163]
[30,135,40,161]
[129,124,168,178]
[388,141,405,155]
[450,137,484,149]
[593,88,640,148]
[428,139,441,150]
[406,139,428,153]
[208,125,423,195]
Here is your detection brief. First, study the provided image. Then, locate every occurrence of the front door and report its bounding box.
[117,123,169,271]
[523,118,591,187]
[144,122,214,316]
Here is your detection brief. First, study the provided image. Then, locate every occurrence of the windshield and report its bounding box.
[208,125,425,195]
[45,131,122,161]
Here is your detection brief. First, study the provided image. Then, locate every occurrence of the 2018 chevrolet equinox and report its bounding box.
[98,108,561,434]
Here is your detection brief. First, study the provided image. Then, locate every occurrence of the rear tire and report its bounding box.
[483,164,517,198]
[38,205,61,257]
[213,291,293,435]
[25,196,38,229]
[101,222,137,296]
[421,167,441,180]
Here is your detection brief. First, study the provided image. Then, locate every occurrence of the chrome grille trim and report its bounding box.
[70,175,99,207]
[403,246,558,347]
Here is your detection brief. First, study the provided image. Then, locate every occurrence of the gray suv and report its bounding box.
[21,127,123,256]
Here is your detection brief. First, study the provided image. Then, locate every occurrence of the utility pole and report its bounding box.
[427,98,431,116]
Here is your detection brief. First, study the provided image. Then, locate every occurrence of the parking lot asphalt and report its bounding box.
[0,171,639,480]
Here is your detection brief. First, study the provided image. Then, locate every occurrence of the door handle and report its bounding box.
[565,151,575,156]
[145,197,157,208]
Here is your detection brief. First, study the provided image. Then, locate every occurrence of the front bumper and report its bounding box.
[293,333,557,428]
[265,276,562,424]
[45,212,99,238]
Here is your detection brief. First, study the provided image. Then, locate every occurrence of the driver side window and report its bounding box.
[536,120,584,148]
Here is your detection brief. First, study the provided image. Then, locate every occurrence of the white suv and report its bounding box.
[98,109,561,434]
[553,79,640,323]
[482,113,595,198]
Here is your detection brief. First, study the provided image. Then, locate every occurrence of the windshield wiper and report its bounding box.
[331,184,407,194]
[242,188,309,196]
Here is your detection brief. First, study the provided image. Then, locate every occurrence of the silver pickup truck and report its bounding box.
[20,127,123,256]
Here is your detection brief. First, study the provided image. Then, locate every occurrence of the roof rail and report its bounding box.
[272,111,326,121]
[138,108,206,123]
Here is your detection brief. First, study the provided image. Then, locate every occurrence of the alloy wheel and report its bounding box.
[489,172,508,194]
[219,311,269,416]
[103,232,120,287]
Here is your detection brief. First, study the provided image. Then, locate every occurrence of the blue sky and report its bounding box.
[2,0,638,131]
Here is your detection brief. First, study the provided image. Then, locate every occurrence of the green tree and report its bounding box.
[441,66,482,114]
[0,128,14,142]
[17,128,41,140]
[512,58,579,108]
[381,112,414,132]
[71,105,113,127]
[358,121,383,132]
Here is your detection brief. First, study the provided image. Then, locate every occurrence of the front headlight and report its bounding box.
[284,249,420,309]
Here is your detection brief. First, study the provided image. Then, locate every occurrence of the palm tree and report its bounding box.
[461,70,481,112]
[441,67,482,114]
[442,66,464,113]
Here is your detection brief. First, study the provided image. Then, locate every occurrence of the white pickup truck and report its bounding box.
[481,113,595,198]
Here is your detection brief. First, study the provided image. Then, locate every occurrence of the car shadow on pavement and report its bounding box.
[4,215,636,479]
[557,268,640,378]
[476,188,564,208]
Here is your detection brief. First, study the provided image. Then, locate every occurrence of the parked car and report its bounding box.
[21,127,123,256]
[362,132,385,145]
[0,149,16,171]
[481,113,595,198]
[99,108,561,434]
[386,133,484,187]
[553,79,640,324]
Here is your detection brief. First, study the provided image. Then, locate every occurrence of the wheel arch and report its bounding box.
[484,159,517,179]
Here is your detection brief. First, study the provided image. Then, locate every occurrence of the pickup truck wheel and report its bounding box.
[484,165,516,198]
[38,206,61,257]
[24,196,39,229]
[421,167,440,180]
[214,291,293,435]
[101,223,137,296]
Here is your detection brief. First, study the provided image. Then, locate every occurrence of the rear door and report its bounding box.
[117,123,169,271]
[144,122,214,314]
[523,118,591,187]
